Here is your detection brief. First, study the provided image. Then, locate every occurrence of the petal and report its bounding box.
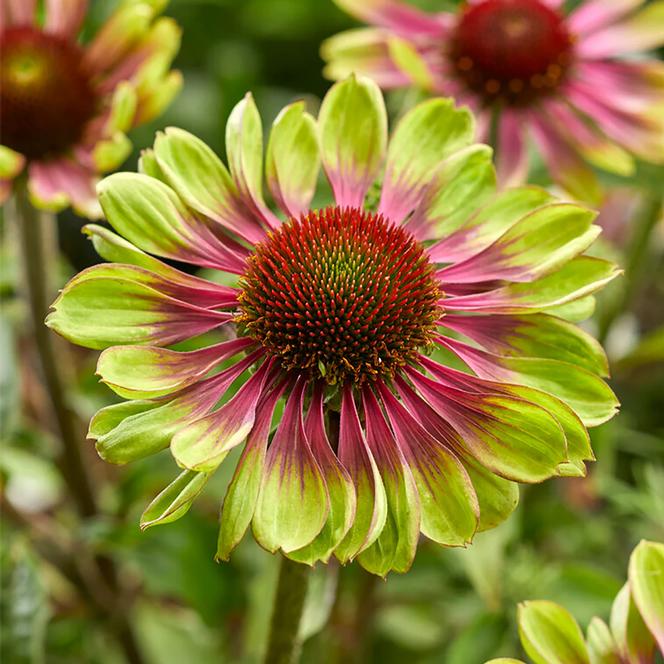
[0,145,25,179]
[629,540,664,654]
[405,366,567,483]
[439,336,619,427]
[394,376,518,532]
[518,601,590,664]
[586,618,621,664]
[287,384,356,565]
[568,0,645,36]
[332,0,450,38]
[252,379,330,554]
[44,0,88,37]
[357,387,420,575]
[46,264,232,349]
[216,380,287,560]
[577,1,664,57]
[153,128,268,245]
[89,362,252,464]
[226,93,280,229]
[266,102,320,218]
[442,313,609,377]
[82,224,239,309]
[528,112,602,205]
[610,582,657,663]
[2,0,36,26]
[496,110,529,187]
[444,256,621,314]
[428,186,554,264]
[28,158,101,218]
[170,357,273,473]
[378,98,474,223]
[140,469,210,529]
[334,385,388,563]
[321,28,414,89]
[376,382,478,546]
[318,75,388,208]
[97,337,254,399]
[406,144,496,242]
[438,204,599,284]
[98,172,249,273]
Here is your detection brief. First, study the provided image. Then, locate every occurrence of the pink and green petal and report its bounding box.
[629,540,664,655]
[357,387,420,575]
[217,382,287,561]
[170,357,272,473]
[226,93,280,229]
[377,382,479,546]
[28,158,100,218]
[82,225,239,308]
[407,144,496,242]
[445,257,621,314]
[44,0,88,37]
[332,0,450,38]
[252,379,329,554]
[378,98,474,223]
[98,172,249,273]
[335,386,388,563]
[442,313,609,377]
[394,376,519,531]
[318,75,388,208]
[152,128,267,245]
[496,110,530,187]
[578,1,664,57]
[586,618,621,664]
[405,366,567,483]
[46,264,231,349]
[610,582,657,662]
[321,29,414,89]
[428,186,554,265]
[438,203,599,284]
[96,337,254,399]
[440,336,619,427]
[288,385,356,565]
[266,102,320,218]
[140,469,210,529]
[0,145,26,180]
[518,600,590,664]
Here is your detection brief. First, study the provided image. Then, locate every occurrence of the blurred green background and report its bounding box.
[1,1,663,663]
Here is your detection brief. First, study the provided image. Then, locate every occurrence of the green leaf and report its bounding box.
[266,101,320,217]
[518,600,590,664]
[628,540,664,655]
[140,469,210,529]
[318,74,387,207]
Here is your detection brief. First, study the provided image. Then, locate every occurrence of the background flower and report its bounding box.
[0,0,181,217]
[487,540,664,664]
[322,0,664,203]
[48,75,618,575]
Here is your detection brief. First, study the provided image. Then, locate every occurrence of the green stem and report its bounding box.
[12,183,97,517]
[264,556,311,664]
[10,184,145,664]
[598,193,663,345]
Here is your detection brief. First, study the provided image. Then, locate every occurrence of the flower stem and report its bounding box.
[598,193,663,345]
[11,182,97,517]
[264,555,311,664]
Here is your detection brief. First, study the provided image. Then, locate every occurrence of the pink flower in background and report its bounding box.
[0,0,181,217]
[323,0,664,202]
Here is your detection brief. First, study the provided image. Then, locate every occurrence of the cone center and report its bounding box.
[238,206,442,384]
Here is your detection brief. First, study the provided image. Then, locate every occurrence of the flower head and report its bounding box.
[48,76,619,575]
[322,0,664,202]
[0,0,181,217]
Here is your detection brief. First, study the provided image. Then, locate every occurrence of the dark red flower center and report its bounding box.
[0,27,97,159]
[238,206,442,384]
[449,0,573,106]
